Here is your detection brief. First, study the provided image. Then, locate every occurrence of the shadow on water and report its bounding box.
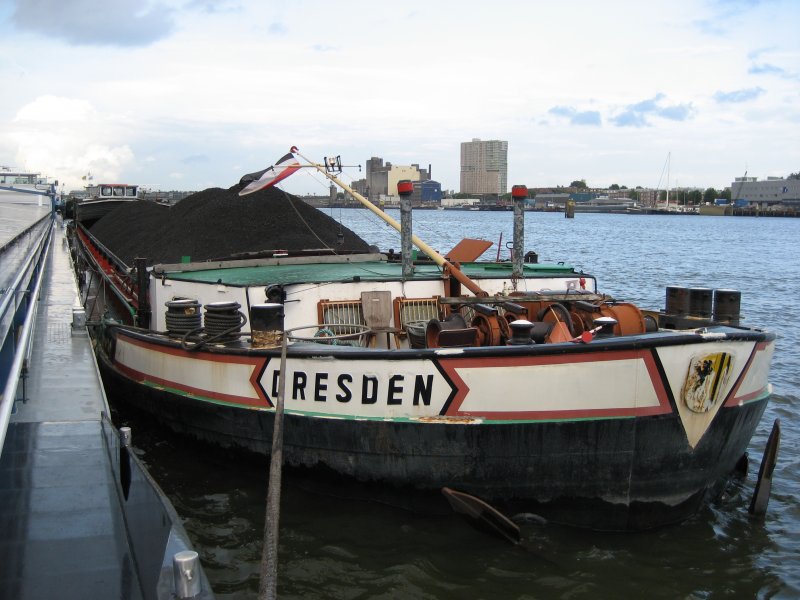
[114,396,796,600]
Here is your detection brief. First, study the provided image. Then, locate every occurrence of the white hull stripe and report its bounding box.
[112,333,773,425]
[439,349,671,420]
[115,336,269,407]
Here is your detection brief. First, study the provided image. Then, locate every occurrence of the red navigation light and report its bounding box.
[511,185,528,200]
[397,180,414,196]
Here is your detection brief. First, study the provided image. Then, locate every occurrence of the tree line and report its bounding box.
[486,171,799,205]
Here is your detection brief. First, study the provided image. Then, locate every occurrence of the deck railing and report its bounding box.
[0,214,53,455]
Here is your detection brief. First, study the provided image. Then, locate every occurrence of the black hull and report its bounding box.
[96,345,768,531]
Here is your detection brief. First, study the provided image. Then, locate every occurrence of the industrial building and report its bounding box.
[731,176,800,208]
[351,157,441,204]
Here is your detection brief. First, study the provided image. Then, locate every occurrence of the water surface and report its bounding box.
[124,211,800,599]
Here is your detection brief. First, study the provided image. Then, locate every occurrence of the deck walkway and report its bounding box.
[0,197,212,599]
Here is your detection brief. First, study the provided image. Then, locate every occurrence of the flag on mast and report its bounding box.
[238,149,300,196]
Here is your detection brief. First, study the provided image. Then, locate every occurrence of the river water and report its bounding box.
[121,210,800,599]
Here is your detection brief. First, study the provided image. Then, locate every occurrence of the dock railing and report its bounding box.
[0,214,53,455]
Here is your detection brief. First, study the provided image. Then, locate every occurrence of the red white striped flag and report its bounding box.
[238,150,301,196]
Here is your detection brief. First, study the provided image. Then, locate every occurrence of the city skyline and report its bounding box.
[1,1,798,195]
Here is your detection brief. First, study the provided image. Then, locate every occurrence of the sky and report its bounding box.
[1,0,798,196]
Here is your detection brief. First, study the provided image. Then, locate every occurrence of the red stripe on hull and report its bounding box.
[724,341,771,407]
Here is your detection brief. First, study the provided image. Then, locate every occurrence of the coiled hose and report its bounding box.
[180,301,248,351]
[165,299,202,334]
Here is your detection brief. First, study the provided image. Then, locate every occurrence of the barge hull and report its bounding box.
[96,341,768,531]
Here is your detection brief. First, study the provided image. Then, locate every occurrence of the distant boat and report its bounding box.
[71,183,140,226]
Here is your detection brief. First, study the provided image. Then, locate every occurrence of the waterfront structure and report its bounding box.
[460,139,508,196]
[0,167,55,205]
[352,157,431,202]
[731,176,800,209]
[533,193,570,210]
[0,193,213,599]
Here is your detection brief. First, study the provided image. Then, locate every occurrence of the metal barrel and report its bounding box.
[688,287,713,318]
[250,303,284,348]
[713,289,741,324]
[665,286,689,315]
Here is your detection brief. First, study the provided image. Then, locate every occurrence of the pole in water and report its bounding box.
[511,185,527,279]
[259,333,289,599]
[749,418,780,516]
[397,180,414,279]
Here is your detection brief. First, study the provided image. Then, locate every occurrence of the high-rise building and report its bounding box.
[460,138,508,195]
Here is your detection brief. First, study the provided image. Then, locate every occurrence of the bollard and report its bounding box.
[119,426,132,500]
[72,306,86,328]
[173,550,202,598]
[119,426,132,447]
[508,319,534,345]
[593,316,618,337]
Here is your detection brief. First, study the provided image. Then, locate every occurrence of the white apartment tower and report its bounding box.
[460,138,508,195]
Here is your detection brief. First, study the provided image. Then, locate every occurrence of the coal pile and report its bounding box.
[89,185,371,265]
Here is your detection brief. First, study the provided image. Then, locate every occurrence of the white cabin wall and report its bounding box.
[150,272,598,333]
[149,277,250,332]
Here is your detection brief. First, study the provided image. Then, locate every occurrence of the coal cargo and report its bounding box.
[88,185,371,265]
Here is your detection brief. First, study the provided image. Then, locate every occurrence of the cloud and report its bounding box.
[746,45,800,81]
[8,95,136,189]
[14,95,96,122]
[713,87,765,103]
[693,0,771,34]
[11,0,175,47]
[547,106,602,126]
[749,63,798,80]
[181,154,209,165]
[268,22,288,35]
[610,94,695,128]
[185,0,241,14]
